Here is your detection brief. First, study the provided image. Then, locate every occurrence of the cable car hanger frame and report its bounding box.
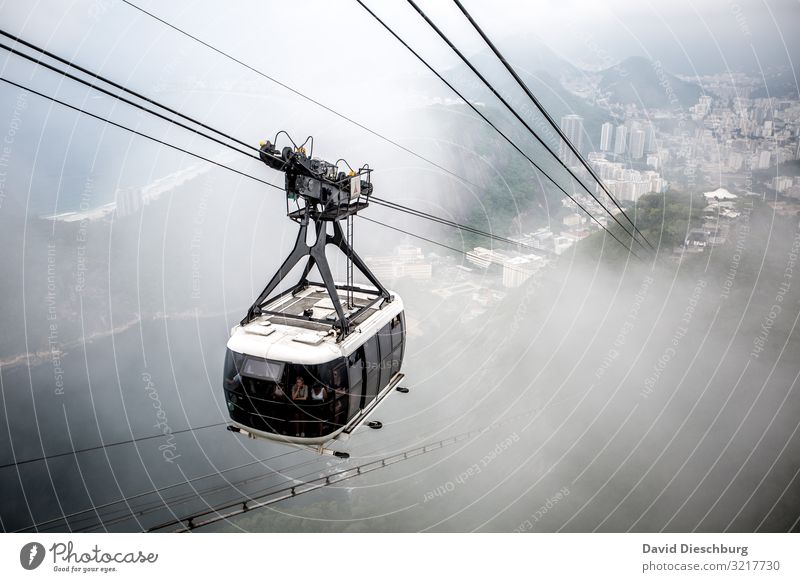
[241,136,393,341]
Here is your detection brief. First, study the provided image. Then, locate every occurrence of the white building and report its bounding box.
[559,114,584,167]
[600,122,614,151]
[366,245,432,280]
[630,129,646,159]
[502,255,544,288]
[614,125,627,155]
[771,176,794,192]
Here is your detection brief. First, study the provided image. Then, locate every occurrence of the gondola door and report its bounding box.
[362,337,380,408]
[347,347,365,420]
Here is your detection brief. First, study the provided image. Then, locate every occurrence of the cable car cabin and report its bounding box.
[223,284,405,445]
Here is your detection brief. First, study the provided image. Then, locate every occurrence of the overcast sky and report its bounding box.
[0,0,797,212]
[2,0,798,81]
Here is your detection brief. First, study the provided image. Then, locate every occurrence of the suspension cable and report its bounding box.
[0,77,283,191]
[449,0,655,250]
[400,0,649,254]
[354,0,641,260]
[0,29,258,155]
[0,68,574,263]
[371,196,551,256]
[118,0,484,192]
[147,405,540,532]
[359,216,555,278]
[0,420,231,470]
[78,2,639,259]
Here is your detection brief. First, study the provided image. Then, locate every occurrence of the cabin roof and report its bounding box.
[227,285,403,364]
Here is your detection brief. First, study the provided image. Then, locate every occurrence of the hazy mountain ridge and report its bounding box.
[597,55,703,109]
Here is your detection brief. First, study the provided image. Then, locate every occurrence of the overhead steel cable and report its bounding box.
[400,0,649,255]
[0,72,555,265]
[0,77,284,192]
[71,452,341,533]
[0,21,644,262]
[361,215,478,256]
[0,37,261,161]
[22,448,325,533]
[0,50,572,264]
[449,0,655,251]
[118,0,485,193]
[361,217,559,279]
[370,196,551,256]
[354,0,641,260]
[1,37,593,260]
[111,1,637,258]
[0,29,258,156]
[147,405,542,532]
[42,394,510,533]
[0,420,231,470]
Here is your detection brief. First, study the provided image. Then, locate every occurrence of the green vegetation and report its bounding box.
[576,189,707,262]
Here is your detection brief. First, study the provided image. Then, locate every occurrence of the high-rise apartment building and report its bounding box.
[559,114,584,167]
[614,124,627,155]
[600,122,614,151]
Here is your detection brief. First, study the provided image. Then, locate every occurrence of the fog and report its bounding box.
[0,0,798,532]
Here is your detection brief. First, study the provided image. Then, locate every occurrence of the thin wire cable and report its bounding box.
[27,447,331,533]
[13,446,305,532]
[401,0,648,254]
[72,451,340,532]
[354,0,640,260]
[0,29,258,155]
[449,0,655,250]
[118,0,484,192]
[0,420,230,470]
[360,216,556,278]
[1,40,588,261]
[0,38,260,161]
[361,216,471,256]
[0,78,284,191]
[2,18,640,258]
[41,387,512,532]
[148,404,542,532]
[118,0,637,258]
[371,196,551,255]
[1,71,570,272]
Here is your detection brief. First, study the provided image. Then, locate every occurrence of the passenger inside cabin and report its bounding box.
[291,373,312,436]
[332,368,347,396]
[271,383,286,400]
[310,384,327,401]
[291,376,308,400]
[224,372,242,389]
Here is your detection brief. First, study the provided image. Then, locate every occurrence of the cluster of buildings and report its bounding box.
[598,119,657,159]
[365,245,433,281]
[558,115,668,203]
[686,94,799,179]
[611,77,797,198]
[559,80,800,210]
[682,187,742,252]
[586,152,666,202]
[560,67,799,209]
[769,175,800,199]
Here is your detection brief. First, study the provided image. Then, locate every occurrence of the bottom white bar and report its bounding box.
[2,533,797,581]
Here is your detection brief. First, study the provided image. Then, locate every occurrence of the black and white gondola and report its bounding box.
[223,136,407,456]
